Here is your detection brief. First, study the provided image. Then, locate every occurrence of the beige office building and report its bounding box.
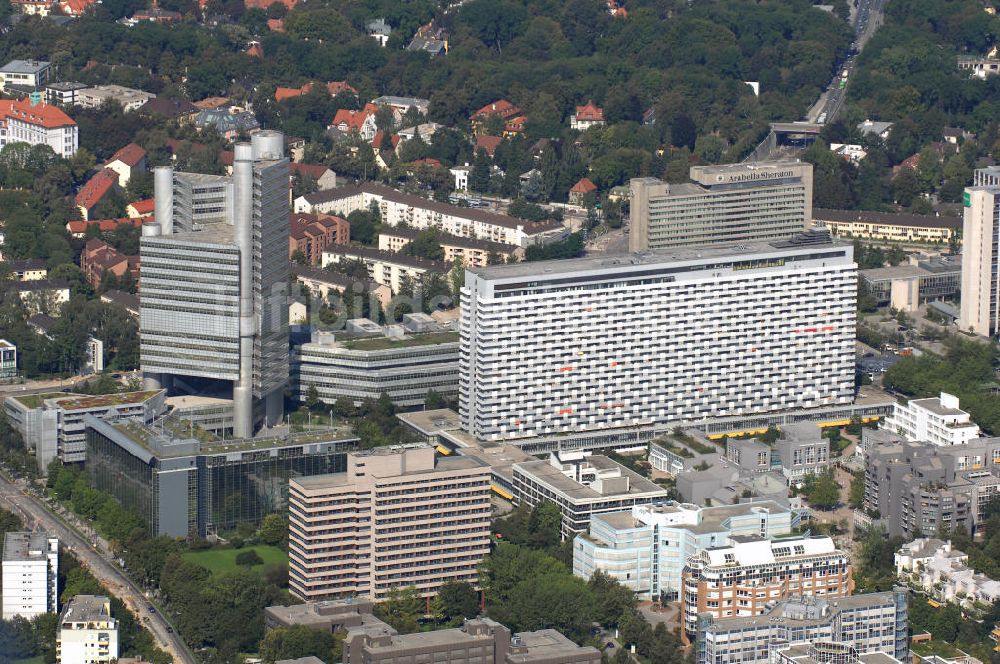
[629,160,812,250]
[960,183,1000,336]
[289,444,491,602]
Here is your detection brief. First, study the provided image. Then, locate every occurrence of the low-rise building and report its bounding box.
[343,617,600,664]
[297,182,563,248]
[2,532,58,620]
[4,390,165,471]
[292,264,391,309]
[958,56,1000,79]
[57,595,118,664]
[289,444,491,601]
[10,0,58,16]
[9,279,70,315]
[573,500,796,601]
[80,238,139,291]
[371,95,430,116]
[291,318,459,408]
[99,289,139,317]
[0,340,16,380]
[681,535,853,636]
[648,432,721,477]
[45,81,87,106]
[289,212,349,265]
[883,392,981,447]
[75,169,119,220]
[321,244,448,295]
[377,227,521,266]
[512,450,670,538]
[570,101,604,131]
[105,142,146,187]
[264,597,380,633]
[860,256,961,311]
[858,120,894,140]
[0,60,51,91]
[895,538,1000,608]
[6,258,48,281]
[77,85,155,113]
[772,422,831,484]
[695,590,909,664]
[814,208,960,244]
[65,216,143,239]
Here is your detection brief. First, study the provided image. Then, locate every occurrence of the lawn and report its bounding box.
[181,545,287,574]
[13,657,46,664]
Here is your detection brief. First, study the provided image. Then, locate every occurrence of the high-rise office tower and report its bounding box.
[960,170,1000,336]
[629,160,812,251]
[460,232,856,441]
[141,130,289,437]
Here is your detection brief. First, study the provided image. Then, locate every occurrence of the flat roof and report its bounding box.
[508,629,601,662]
[53,390,161,411]
[293,451,488,489]
[159,223,236,245]
[61,595,112,622]
[338,331,459,351]
[861,265,928,281]
[3,531,53,561]
[514,455,666,503]
[396,408,462,435]
[469,236,848,281]
[909,397,966,417]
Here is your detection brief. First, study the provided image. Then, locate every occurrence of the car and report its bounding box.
[148,606,156,613]
[166,626,173,633]
[606,642,615,649]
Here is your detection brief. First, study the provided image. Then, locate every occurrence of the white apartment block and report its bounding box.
[288,444,491,602]
[573,500,795,600]
[460,235,857,442]
[321,244,447,295]
[961,176,1000,336]
[883,392,980,447]
[512,450,669,538]
[57,595,118,664]
[895,538,1000,608]
[0,97,78,158]
[681,535,853,636]
[295,182,563,248]
[0,60,51,91]
[695,590,910,664]
[2,532,58,620]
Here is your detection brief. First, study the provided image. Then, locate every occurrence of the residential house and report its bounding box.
[74,169,119,221]
[123,7,181,23]
[5,259,47,281]
[958,56,1000,79]
[570,101,605,131]
[192,97,230,111]
[79,238,138,290]
[896,538,1000,609]
[192,108,259,141]
[10,0,58,15]
[136,97,196,120]
[58,0,97,16]
[329,104,378,142]
[289,212,350,265]
[858,120,894,140]
[290,163,337,190]
[267,18,284,32]
[568,177,597,205]
[104,143,146,187]
[9,280,70,315]
[0,60,51,92]
[504,115,527,137]
[371,95,430,116]
[0,97,78,158]
[367,18,391,46]
[830,143,867,163]
[275,81,357,103]
[943,127,974,145]
[406,23,448,56]
[99,290,138,318]
[245,41,263,58]
[76,85,154,112]
[125,199,154,218]
[471,100,523,135]
[474,135,502,158]
[450,165,470,191]
[65,217,142,239]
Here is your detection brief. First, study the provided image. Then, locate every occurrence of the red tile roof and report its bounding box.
[75,169,118,211]
[109,143,146,168]
[59,0,96,15]
[332,108,368,132]
[570,177,598,194]
[290,163,331,180]
[475,135,502,157]
[472,99,522,121]
[66,217,143,235]
[267,18,284,32]
[0,98,75,130]
[246,42,263,58]
[371,130,400,149]
[326,81,357,96]
[127,199,154,216]
[505,116,527,134]
[410,158,442,168]
[574,101,604,123]
[275,84,310,102]
[244,0,296,8]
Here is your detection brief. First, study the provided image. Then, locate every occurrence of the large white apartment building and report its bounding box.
[2,532,59,620]
[57,595,118,664]
[459,233,857,441]
[0,97,78,158]
[573,500,796,601]
[681,535,853,636]
[295,182,563,248]
[882,392,980,447]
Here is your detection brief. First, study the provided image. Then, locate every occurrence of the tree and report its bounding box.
[258,513,287,547]
[235,549,263,566]
[438,581,480,621]
[849,470,865,509]
[402,229,444,261]
[469,151,492,194]
[588,571,637,627]
[259,624,339,664]
[375,586,423,634]
[425,389,445,410]
[450,257,465,295]
[805,472,840,510]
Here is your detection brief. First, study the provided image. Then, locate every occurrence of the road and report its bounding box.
[0,472,195,664]
[812,0,888,125]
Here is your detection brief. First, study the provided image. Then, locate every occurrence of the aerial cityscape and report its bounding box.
[2,1,1000,664]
